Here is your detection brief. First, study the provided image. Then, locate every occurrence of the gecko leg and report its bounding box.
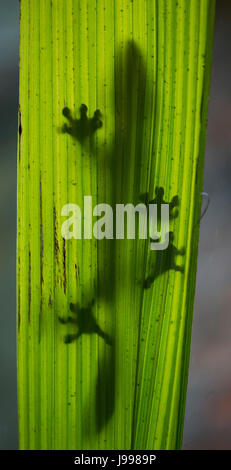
[64,332,82,344]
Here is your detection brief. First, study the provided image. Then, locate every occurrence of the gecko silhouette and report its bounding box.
[58,42,183,436]
[140,186,179,220]
[144,231,185,289]
[62,104,102,144]
[59,299,112,345]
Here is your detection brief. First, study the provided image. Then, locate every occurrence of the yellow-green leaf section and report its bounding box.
[17,0,215,450]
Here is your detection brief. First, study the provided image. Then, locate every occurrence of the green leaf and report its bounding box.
[17,0,215,450]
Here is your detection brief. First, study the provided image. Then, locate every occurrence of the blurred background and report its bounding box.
[183,0,231,450]
[0,0,230,450]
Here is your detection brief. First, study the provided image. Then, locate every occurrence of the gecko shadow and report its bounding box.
[58,299,112,346]
[61,104,103,154]
[144,231,185,289]
[59,295,115,437]
[59,40,156,435]
[140,186,179,220]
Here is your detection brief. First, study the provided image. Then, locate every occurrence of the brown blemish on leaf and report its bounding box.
[63,238,67,294]
[19,114,22,136]
[53,206,59,261]
[18,107,22,163]
[75,263,80,283]
[49,289,53,307]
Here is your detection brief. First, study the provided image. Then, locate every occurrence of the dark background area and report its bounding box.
[0,0,19,449]
[183,1,231,450]
[0,0,230,450]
